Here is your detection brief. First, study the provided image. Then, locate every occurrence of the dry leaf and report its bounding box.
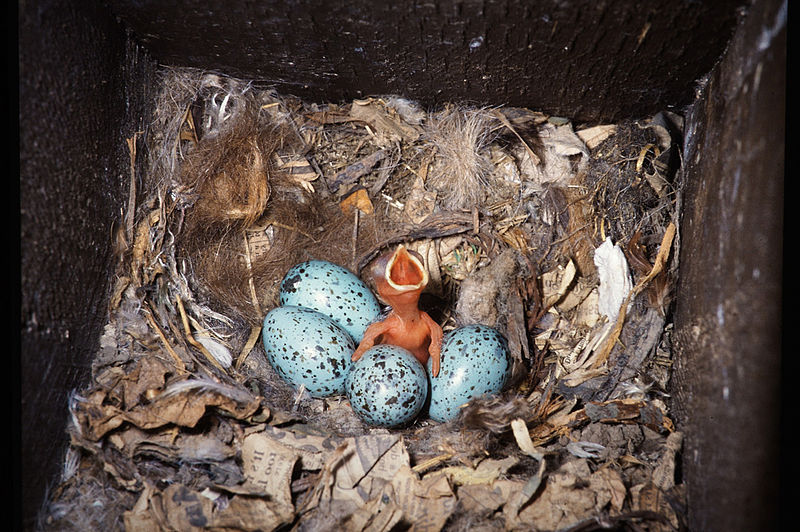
[515,459,625,530]
[73,378,262,441]
[155,483,293,531]
[278,155,319,193]
[591,466,627,513]
[343,495,404,532]
[258,427,410,513]
[541,260,577,309]
[493,109,540,166]
[511,418,545,461]
[456,482,513,515]
[120,356,172,410]
[403,175,437,224]
[380,465,456,532]
[340,188,375,215]
[304,109,354,124]
[406,239,442,295]
[131,209,161,286]
[108,425,235,463]
[123,483,162,532]
[516,122,588,192]
[630,482,681,531]
[330,149,387,193]
[652,431,683,490]
[440,242,481,281]
[436,456,518,486]
[350,98,421,145]
[502,459,548,525]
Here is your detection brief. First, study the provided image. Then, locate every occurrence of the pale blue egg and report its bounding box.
[427,325,511,422]
[346,345,429,427]
[279,260,381,343]
[262,305,355,398]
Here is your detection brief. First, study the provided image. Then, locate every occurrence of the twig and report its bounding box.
[176,295,226,371]
[263,220,319,243]
[535,222,592,268]
[329,149,386,193]
[368,142,401,196]
[412,453,456,474]
[493,109,540,165]
[351,207,359,270]
[125,132,142,243]
[236,324,263,371]
[144,308,187,374]
[242,232,262,315]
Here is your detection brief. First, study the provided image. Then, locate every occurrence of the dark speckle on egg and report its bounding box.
[262,305,355,398]
[279,260,381,344]
[281,273,302,294]
[346,345,428,427]
[427,325,510,422]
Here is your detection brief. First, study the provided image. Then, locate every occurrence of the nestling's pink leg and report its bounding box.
[421,312,443,377]
[352,320,392,362]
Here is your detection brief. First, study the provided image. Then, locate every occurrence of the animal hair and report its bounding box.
[424,106,500,211]
[458,394,536,434]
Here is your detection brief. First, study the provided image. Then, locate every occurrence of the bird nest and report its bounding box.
[42,67,686,531]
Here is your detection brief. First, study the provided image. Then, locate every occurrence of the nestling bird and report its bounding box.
[351,245,444,376]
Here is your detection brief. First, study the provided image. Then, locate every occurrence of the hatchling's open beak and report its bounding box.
[384,245,428,292]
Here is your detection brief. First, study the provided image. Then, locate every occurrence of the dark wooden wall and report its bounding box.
[19,2,157,528]
[673,0,785,529]
[105,0,743,123]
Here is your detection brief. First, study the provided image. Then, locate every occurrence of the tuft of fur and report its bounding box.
[383,95,426,125]
[151,71,399,325]
[458,394,536,434]
[424,107,500,211]
[176,95,289,230]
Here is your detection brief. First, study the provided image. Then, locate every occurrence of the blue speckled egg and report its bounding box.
[262,305,355,398]
[279,260,381,343]
[427,325,511,422]
[346,345,429,427]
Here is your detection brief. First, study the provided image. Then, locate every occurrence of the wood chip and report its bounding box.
[577,124,617,149]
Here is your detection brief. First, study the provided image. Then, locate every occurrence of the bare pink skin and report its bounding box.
[351,245,443,377]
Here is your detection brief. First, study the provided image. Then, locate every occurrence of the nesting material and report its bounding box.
[42,68,686,532]
[423,107,500,210]
[594,237,634,322]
